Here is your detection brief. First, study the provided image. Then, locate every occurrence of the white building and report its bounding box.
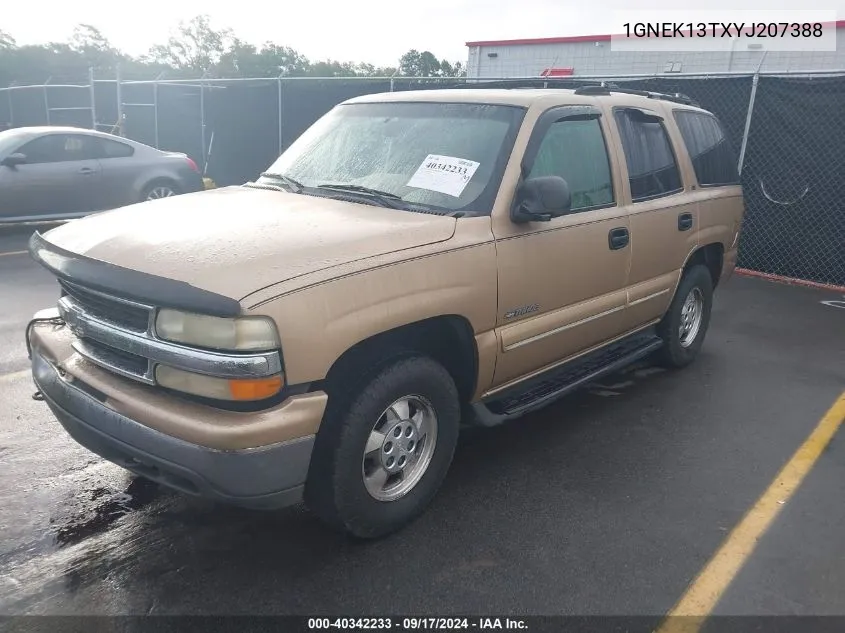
[465,21,845,78]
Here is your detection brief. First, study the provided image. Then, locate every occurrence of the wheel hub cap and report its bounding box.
[380,420,419,474]
[362,395,438,502]
[148,187,174,200]
[679,287,704,348]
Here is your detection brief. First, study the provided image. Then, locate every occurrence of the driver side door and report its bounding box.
[0,133,101,220]
[490,105,633,389]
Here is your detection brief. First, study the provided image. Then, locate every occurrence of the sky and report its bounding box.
[2,0,842,67]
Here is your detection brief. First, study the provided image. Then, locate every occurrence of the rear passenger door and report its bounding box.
[672,110,744,274]
[606,105,698,326]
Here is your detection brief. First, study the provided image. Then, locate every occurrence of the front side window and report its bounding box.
[527,117,615,211]
[263,102,526,215]
[16,134,99,164]
[674,111,739,186]
[614,109,683,202]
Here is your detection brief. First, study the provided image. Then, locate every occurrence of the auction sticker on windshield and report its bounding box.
[406,154,480,198]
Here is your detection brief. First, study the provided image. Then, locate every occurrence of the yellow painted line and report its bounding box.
[0,250,27,258]
[0,369,32,383]
[656,391,845,633]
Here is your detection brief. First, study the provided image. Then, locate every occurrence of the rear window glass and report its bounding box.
[674,111,740,186]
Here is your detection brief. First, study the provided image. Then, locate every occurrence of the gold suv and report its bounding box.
[26,85,745,538]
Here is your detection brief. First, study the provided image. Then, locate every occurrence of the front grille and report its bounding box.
[55,278,282,390]
[74,338,151,379]
[59,280,151,333]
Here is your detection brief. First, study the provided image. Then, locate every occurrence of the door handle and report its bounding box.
[78,167,94,175]
[678,212,693,231]
[608,227,629,250]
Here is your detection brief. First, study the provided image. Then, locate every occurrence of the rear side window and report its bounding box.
[613,109,683,202]
[527,117,615,211]
[97,138,134,158]
[674,111,740,186]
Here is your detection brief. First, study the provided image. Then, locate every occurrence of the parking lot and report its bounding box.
[1,222,844,622]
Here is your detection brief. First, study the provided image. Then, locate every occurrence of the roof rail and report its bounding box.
[573,83,699,106]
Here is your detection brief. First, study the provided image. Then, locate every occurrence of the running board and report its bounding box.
[468,330,663,427]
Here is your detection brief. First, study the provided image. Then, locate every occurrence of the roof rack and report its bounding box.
[573,83,699,107]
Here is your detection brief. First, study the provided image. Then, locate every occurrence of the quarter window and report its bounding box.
[614,109,683,202]
[674,111,740,186]
[527,117,615,211]
[96,138,134,158]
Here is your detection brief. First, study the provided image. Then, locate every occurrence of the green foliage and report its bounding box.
[148,15,234,73]
[0,16,461,87]
[399,49,466,78]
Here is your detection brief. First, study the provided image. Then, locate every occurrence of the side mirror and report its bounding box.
[1,153,27,167]
[511,175,571,223]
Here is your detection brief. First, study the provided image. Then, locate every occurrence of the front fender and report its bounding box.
[253,242,499,386]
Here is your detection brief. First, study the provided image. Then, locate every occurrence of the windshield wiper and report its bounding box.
[258,172,304,193]
[314,183,407,209]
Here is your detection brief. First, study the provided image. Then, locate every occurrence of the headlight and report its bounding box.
[155,309,280,351]
[155,365,284,401]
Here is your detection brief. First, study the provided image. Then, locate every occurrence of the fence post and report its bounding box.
[277,73,284,155]
[116,64,124,137]
[199,71,207,169]
[737,72,759,176]
[88,66,96,130]
[153,78,160,149]
[43,81,50,125]
[5,88,12,127]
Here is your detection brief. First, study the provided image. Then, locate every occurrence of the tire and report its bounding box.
[141,180,179,201]
[655,264,714,369]
[304,354,461,539]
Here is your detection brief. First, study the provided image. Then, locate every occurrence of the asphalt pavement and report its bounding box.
[1,223,844,620]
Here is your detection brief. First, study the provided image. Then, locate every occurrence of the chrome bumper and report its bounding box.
[31,348,314,510]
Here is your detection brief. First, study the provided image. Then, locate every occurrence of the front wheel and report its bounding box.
[304,354,460,539]
[655,264,714,368]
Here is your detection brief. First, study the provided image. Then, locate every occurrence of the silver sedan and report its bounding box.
[0,126,206,223]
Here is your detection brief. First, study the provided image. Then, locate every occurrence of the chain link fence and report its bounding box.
[1,72,843,287]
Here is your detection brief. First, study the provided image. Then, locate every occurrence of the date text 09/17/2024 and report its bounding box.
[307,618,529,630]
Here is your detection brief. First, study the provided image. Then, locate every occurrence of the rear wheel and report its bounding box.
[304,354,460,539]
[656,264,714,368]
[142,181,179,201]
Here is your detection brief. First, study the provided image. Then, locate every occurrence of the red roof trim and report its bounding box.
[466,19,845,47]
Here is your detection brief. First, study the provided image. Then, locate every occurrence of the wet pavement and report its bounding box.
[1,223,844,617]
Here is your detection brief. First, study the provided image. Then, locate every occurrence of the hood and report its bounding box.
[40,186,457,301]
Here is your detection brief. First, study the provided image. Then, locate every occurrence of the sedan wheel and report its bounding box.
[145,186,176,200]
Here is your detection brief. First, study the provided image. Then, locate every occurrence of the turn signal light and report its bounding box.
[155,364,284,402]
[228,376,284,401]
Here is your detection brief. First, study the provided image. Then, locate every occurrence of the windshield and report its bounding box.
[262,101,526,214]
[0,129,30,158]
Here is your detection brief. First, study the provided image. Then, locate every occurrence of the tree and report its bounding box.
[399,49,443,77]
[398,49,465,77]
[148,15,233,73]
[69,24,120,73]
[217,40,312,78]
[439,60,466,78]
[0,30,16,51]
[0,18,464,87]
